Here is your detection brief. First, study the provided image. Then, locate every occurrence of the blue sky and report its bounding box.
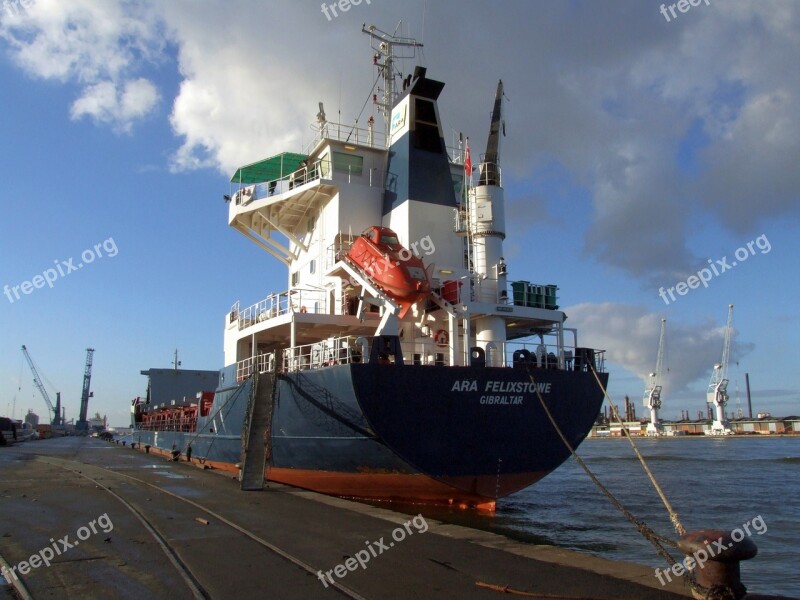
[1,0,798,427]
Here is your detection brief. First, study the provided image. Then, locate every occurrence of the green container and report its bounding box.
[525,284,541,307]
[512,281,528,306]
[545,284,558,309]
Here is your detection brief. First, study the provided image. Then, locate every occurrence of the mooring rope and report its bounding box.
[524,367,681,568]
[182,381,248,456]
[588,363,687,537]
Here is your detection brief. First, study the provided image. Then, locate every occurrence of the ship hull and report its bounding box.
[130,363,606,508]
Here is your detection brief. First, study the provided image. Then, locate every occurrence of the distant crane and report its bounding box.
[21,345,62,426]
[75,348,95,433]
[643,319,666,436]
[705,304,734,435]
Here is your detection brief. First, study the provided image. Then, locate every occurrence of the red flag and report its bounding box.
[464,138,472,176]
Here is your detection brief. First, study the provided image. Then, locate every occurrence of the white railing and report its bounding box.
[236,353,275,382]
[396,338,604,372]
[233,334,605,377]
[305,120,464,165]
[231,158,332,206]
[475,339,606,372]
[324,237,355,271]
[305,122,387,154]
[231,160,390,207]
[400,341,451,366]
[475,161,502,187]
[431,277,559,310]
[282,336,366,372]
[236,289,329,331]
[446,145,465,165]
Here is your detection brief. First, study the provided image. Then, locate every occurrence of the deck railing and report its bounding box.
[231,159,391,207]
[304,121,465,163]
[240,335,605,373]
[231,158,332,205]
[433,276,559,310]
[281,336,365,372]
[234,289,329,331]
[137,408,198,432]
[305,122,388,154]
[236,353,275,382]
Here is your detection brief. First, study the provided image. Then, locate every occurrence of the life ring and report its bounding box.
[299,306,307,313]
[434,329,449,347]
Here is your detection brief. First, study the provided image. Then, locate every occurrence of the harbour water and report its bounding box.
[409,437,800,597]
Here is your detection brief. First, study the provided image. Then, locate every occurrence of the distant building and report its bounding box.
[609,421,642,436]
[662,420,707,435]
[729,416,788,434]
[588,414,800,437]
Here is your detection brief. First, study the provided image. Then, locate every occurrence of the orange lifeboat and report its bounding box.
[346,226,432,318]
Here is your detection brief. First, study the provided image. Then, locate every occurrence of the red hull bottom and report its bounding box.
[132,445,546,511]
[266,467,536,511]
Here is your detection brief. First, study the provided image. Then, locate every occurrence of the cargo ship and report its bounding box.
[129,25,608,510]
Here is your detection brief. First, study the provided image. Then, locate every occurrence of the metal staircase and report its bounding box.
[240,367,277,490]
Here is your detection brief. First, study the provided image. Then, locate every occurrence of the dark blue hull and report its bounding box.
[131,363,606,506]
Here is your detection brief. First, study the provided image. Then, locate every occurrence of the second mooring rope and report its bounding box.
[588,363,686,537]
[524,366,681,569]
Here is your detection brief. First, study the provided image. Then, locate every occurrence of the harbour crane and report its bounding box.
[705,304,734,435]
[21,345,62,426]
[643,319,666,436]
[75,348,95,433]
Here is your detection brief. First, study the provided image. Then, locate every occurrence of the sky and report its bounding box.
[0,0,798,427]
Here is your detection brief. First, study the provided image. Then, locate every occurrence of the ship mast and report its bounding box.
[470,81,508,366]
[362,24,423,139]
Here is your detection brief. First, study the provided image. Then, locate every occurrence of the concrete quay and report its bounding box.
[0,437,693,599]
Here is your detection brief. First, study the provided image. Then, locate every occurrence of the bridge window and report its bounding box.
[333,152,363,176]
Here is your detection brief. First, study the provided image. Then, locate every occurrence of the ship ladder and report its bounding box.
[240,368,278,491]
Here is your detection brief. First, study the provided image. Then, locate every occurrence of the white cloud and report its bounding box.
[160,1,366,175]
[567,302,754,396]
[1,0,797,279]
[70,77,159,132]
[698,89,800,232]
[1,0,165,130]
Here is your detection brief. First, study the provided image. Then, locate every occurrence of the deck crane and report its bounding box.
[21,345,62,426]
[643,319,666,436]
[75,348,95,433]
[705,304,734,435]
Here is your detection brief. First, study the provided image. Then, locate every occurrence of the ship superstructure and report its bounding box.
[225,27,583,379]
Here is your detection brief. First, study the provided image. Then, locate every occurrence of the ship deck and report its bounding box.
[0,437,693,599]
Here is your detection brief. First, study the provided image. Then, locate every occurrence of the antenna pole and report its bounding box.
[362,24,423,138]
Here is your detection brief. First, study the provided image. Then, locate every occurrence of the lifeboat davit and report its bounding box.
[346,226,432,318]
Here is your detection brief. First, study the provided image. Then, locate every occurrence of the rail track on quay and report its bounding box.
[0,441,367,599]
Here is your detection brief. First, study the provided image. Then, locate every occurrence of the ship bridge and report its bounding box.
[228,152,338,265]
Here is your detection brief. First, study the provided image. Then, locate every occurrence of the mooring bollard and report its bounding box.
[145,445,150,454]
[171,450,180,461]
[677,529,757,600]
[122,441,126,447]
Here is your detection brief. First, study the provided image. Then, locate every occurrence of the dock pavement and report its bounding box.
[0,437,693,599]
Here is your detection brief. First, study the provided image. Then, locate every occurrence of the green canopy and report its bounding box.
[230,152,308,184]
